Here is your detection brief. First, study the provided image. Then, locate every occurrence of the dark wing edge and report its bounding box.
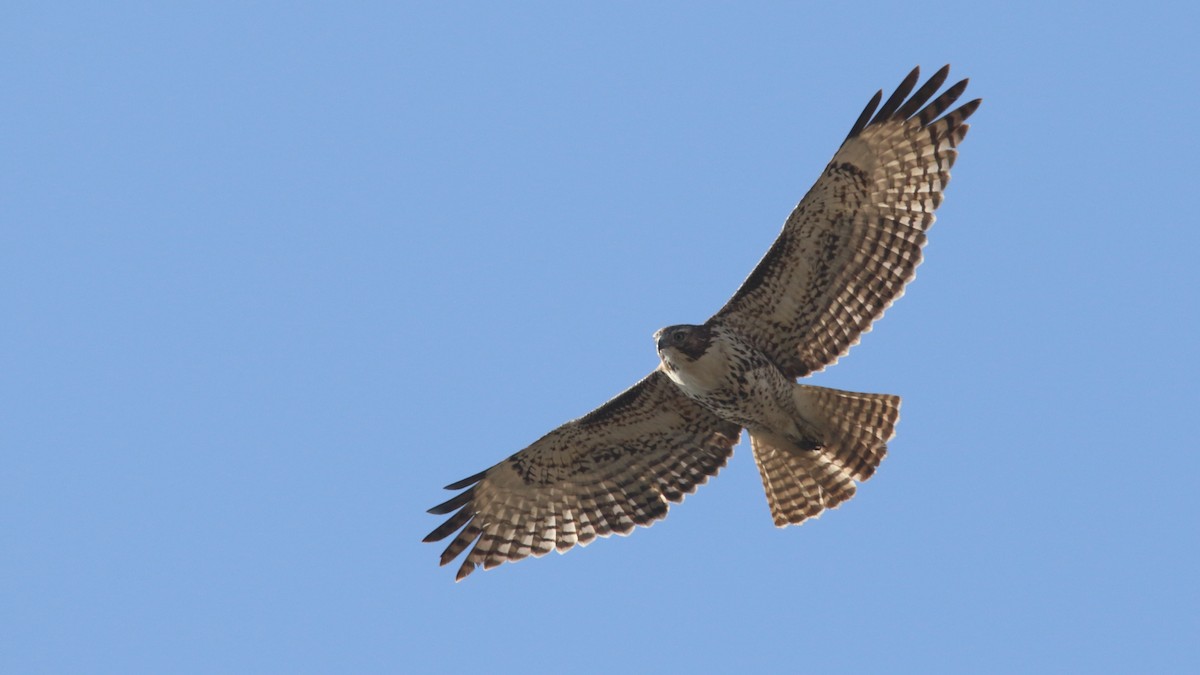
[423,371,742,581]
[714,65,981,378]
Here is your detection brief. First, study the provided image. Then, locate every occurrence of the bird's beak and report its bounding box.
[653,329,669,352]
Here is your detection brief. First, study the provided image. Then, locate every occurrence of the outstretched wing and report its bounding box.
[424,371,741,581]
[713,65,980,378]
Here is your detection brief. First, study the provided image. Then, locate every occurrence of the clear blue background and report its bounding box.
[6,2,1198,673]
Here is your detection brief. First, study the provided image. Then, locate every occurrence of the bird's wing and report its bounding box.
[424,370,741,581]
[713,65,980,379]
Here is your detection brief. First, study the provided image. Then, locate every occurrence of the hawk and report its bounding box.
[426,66,980,580]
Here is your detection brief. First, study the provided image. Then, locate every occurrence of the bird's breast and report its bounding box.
[661,331,796,433]
[661,345,732,396]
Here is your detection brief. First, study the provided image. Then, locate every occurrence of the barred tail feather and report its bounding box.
[750,385,900,527]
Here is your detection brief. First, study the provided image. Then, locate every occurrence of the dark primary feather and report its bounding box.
[844,89,882,142]
[894,65,949,120]
[868,66,921,126]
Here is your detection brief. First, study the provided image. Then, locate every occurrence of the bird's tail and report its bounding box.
[750,385,900,526]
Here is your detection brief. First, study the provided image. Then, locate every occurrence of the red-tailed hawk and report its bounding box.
[426,66,980,580]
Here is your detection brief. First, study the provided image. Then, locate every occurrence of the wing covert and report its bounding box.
[424,371,741,581]
[714,65,980,378]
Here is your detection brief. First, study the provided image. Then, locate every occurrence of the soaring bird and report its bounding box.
[426,66,980,581]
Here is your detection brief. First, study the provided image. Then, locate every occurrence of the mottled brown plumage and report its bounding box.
[425,372,740,580]
[716,66,977,378]
[426,66,979,580]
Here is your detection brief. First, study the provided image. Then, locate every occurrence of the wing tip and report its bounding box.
[443,469,488,491]
[867,66,921,127]
[427,487,476,515]
[424,504,475,543]
[845,88,884,141]
[455,561,476,581]
[842,65,978,140]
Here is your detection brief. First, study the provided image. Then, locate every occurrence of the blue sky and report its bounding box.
[5,2,1198,673]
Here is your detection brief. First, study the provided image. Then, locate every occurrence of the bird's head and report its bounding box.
[654,324,712,364]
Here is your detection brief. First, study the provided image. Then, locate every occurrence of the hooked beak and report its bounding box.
[653,328,668,352]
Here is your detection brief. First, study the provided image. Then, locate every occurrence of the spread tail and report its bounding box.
[750,385,900,526]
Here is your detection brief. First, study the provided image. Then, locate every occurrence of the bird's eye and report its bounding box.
[673,331,686,342]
